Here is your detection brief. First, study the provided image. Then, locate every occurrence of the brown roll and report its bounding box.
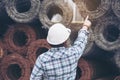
[69,23,95,56]
[0,41,4,59]
[39,0,73,28]
[114,75,120,80]
[112,0,120,19]
[0,53,30,80]
[76,58,116,80]
[4,24,37,56]
[0,72,4,80]
[27,39,51,67]
[74,0,111,19]
[0,40,7,62]
[76,58,93,80]
[94,16,120,51]
[5,0,40,23]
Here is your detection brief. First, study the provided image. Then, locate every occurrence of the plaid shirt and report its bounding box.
[30,28,89,80]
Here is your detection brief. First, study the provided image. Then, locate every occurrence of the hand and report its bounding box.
[83,15,91,29]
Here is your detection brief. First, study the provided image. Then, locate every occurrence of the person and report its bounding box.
[30,16,91,80]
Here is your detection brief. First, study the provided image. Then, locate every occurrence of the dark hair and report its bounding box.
[50,43,64,48]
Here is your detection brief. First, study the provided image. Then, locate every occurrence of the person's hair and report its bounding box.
[49,39,70,48]
[50,43,64,48]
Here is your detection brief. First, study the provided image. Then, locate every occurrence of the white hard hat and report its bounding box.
[47,23,71,45]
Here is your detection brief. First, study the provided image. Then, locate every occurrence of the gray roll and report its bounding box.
[112,0,120,19]
[94,16,120,51]
[5,0,40,23]
[39,0,73,28]
[114,49,120,70]
[0,0,5,12]
[74,0,111,19]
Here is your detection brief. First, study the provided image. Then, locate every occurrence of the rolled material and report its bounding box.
[114,75,120,80]
[0,0,5,12]
[114,49,120,70]
[69,23,95,56]
[76,58,116,80]
[94,17,120,51]
[74,0,111,19]
[5,0,40,23]
[95,76,116,80]
[4,24,37,56]
[76,58,93,80]
[0,41,4,58]
[0,53,30,80]
[39,0,73,28]
[0,72,4,80]
[112,0,120,19]
[0,40,6,62]
[27,39,51,67]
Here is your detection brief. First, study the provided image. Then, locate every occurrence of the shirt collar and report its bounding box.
[49,47,65,52]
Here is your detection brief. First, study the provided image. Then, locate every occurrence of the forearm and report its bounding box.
[73,27,89,51]
[66,27,89,57]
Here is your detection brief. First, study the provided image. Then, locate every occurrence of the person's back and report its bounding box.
[30,16,91,80]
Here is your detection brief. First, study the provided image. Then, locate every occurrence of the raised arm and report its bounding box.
[66,15,91,57]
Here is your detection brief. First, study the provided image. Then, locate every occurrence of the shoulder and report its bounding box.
[38,51,53,62]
